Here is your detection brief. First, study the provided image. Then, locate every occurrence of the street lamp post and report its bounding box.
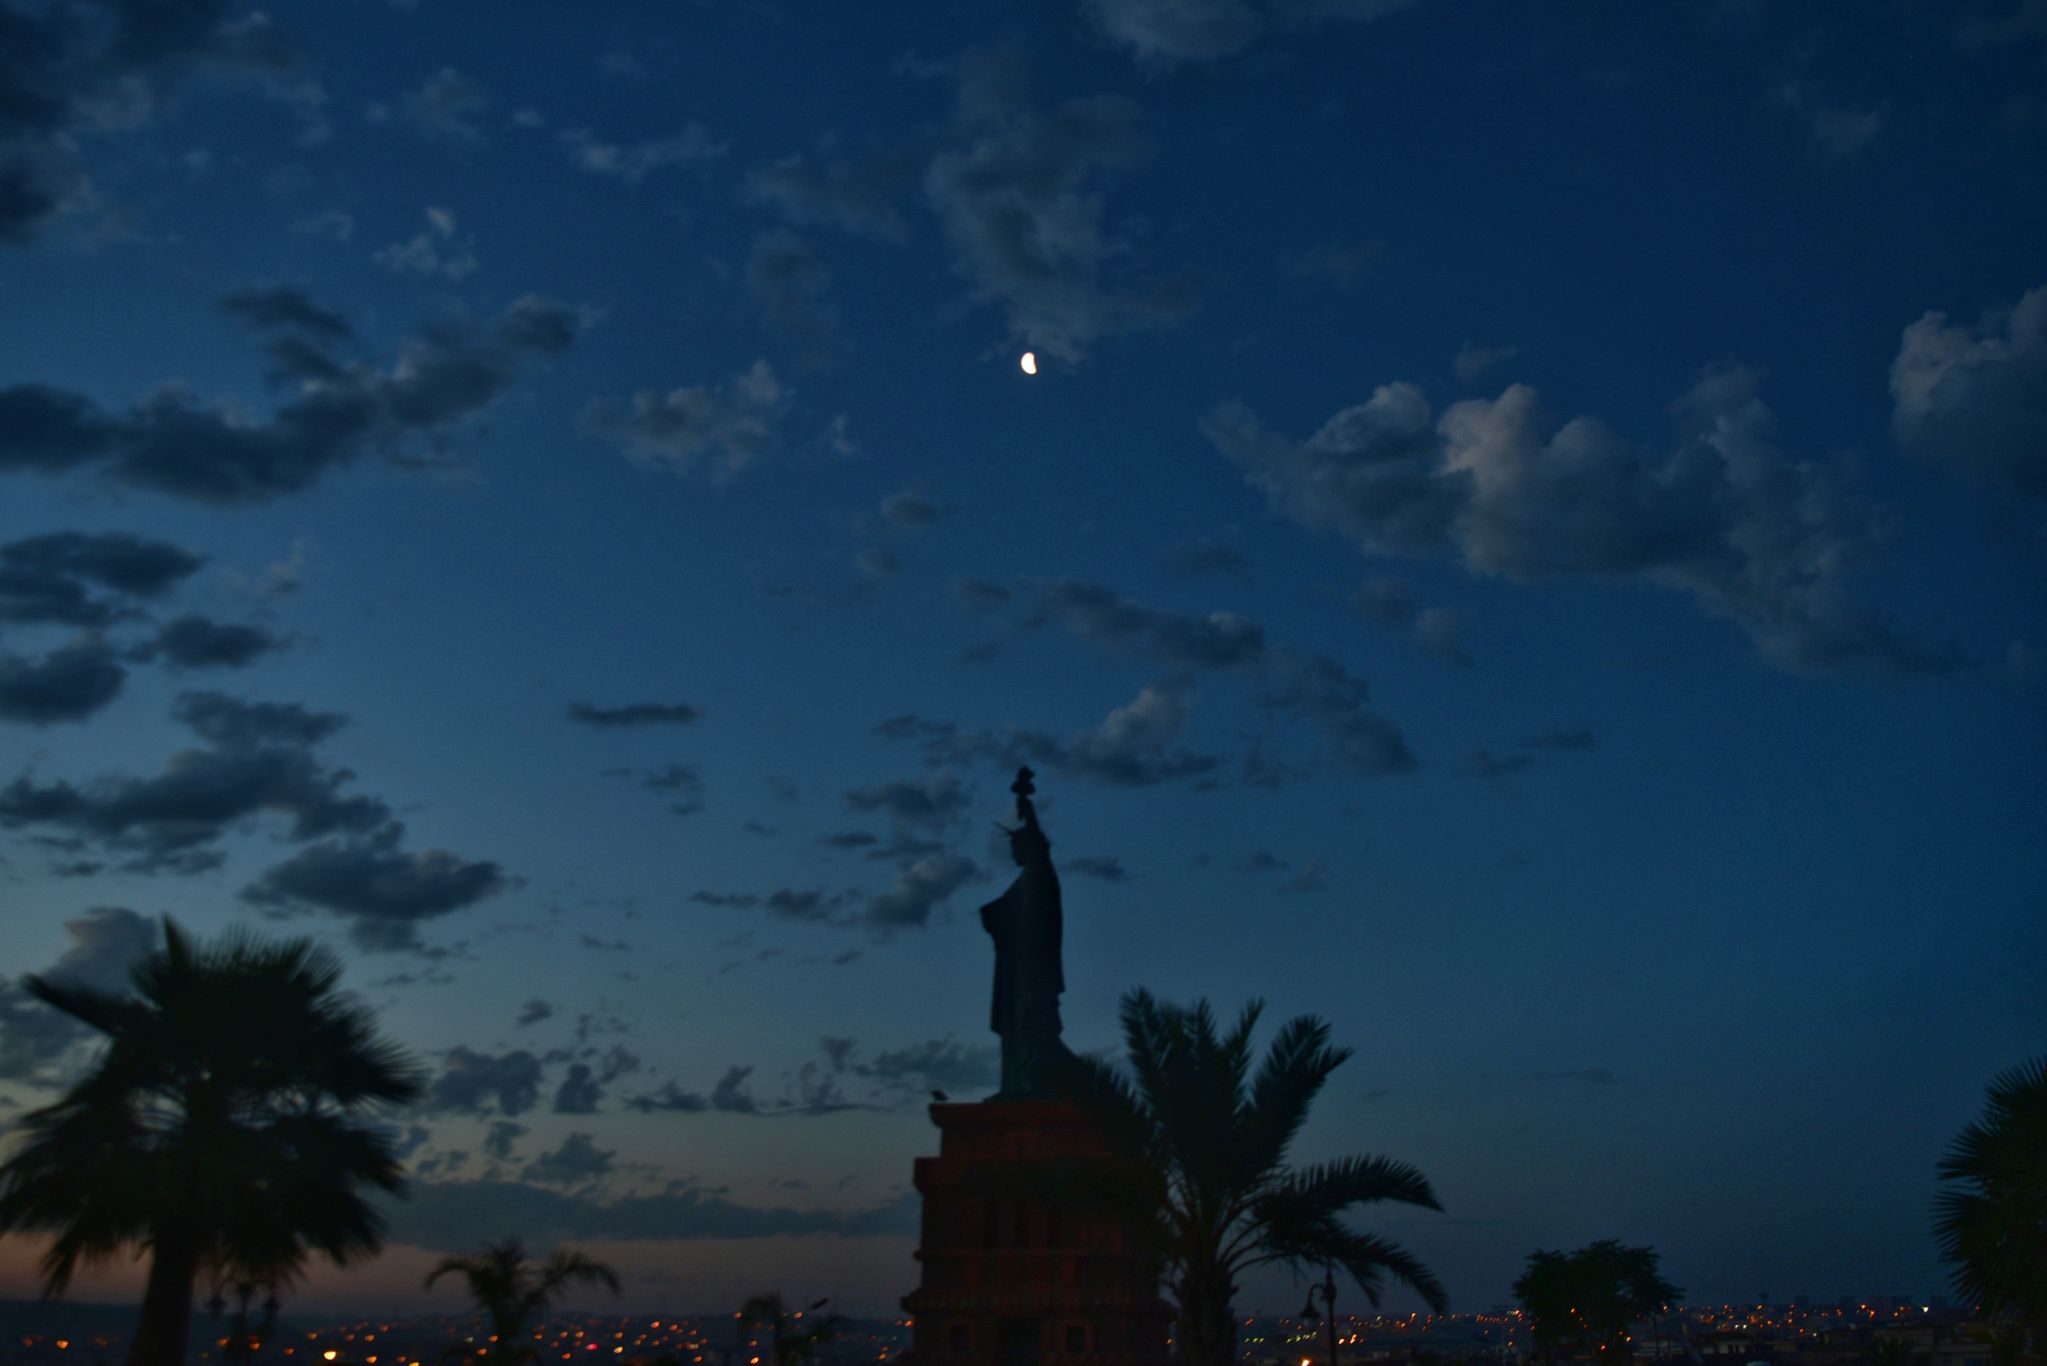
[1300,1267,1339,1366]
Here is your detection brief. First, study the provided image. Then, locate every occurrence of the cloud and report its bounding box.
[1160,539,1248,579]
[853,1036,1000,1095]
[878,483,943,528]
[688,888,849,923]
[483,1120,527,1161]
[396,67,488,147]
[149,614,287,669]
[1277,239,1382,292]
[0,640,127,725]
[566,701,703,727]
[420,1046,544,1116]
[387,1177,917,1247]
[841,771,971,830]
[0,531,204,625]
[606,763,705,816]
[0,0,315,243]
[1082,0,1416,65]
[623,1081,709,1113]
[711,1064,760,1114]
[173,691,346,749]
[1351,577,1470,666]
[905,676,1223,787]
[553,1063,604,1114]
[597,360,789,484]
[1770,79,1884,163]
[1207,367,1944,674]
[1891,283,2047,502]
[243,830,508,952]
[0,907,155,1082]
[744,151,913,242]
[920,50,1200,365]
[523,1132,616,1187]
[748,230,836,348]
[0,692,388,869]
[375,206,478,279]
[0,293,578,504]
[561,124,726,182]
[860,852,980,930]
[1007,578,1413,776]
[515,998,554,1027]
[1066,855,1126,881]
[1452,342,1519,385]
[1465,728,1596,780]
[220,286,351,340]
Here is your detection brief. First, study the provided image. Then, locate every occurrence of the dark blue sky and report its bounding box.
[1,0,2043,1317]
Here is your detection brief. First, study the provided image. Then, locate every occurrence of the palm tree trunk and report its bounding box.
[1173,1268,1239,1366]
[128,1232,200,1366]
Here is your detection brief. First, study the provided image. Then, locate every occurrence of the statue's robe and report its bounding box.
[979,841,1065,1089]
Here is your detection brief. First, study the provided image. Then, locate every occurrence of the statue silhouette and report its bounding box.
[980,767,1072,1097]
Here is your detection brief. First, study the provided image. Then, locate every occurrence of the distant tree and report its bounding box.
[1061,989,1448,1366]
[0,920,422,1366]
[424,1239,620,1361]
[1934,1057,2047,1349]
[1513,1241,1682,1361]
[736,1292,845,1366]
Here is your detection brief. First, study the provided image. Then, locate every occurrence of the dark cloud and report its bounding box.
[483,1120,527,1161]
[594,360,788,484]
[1351,577,1470,667]
[219,286,352,340]
[515,998,555,1027]
[1891,283,2047,502]
[243,831,508,952]
[387,1177,917,1247]
[0,0,312,243]
[0,640,126,725]
[1025,578,1266,668]
[623,1081,709,1114]
[900,677,1222,788]
[710,1064,760,1114]
[1465,728,1596,781]
[0,531,204,624]
[1277,239,1383,292]
[559,124,726,182]
[172,690,346,749]
[745,151,914,242]
[605,763,705,816]
[0,294,579,504]
[149,614,287,669]
[523,1132,616,1187]
[420,1046,544,1117]
[748,229,836,347]
[922,49,1199,364]
[853,1036,1000,1095]
[567,701,703,728]
[1160,539,1248,579]
[855,546,901,581]
[1082,0,1416,64]
[861,852,980,930]
[841,771,970,830]
[395,67,488,147]
[0,702,388,870]
[553,1063,604,1114]
[878,484,943,528]
[0,907,155,1082]
[1206,367,1945,674]
[1066,855,1126,881]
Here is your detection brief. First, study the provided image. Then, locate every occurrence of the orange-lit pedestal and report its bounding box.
[901,1100,1172,1366]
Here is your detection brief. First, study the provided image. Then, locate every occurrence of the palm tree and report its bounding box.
[0,918,423,1366]
[736,1293,845,1366]
[425,1239,620,1360]
[1935,1057,2047,1347]
[1061,989,1447,1366]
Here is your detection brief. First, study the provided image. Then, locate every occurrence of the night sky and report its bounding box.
[2,0,2044,1320]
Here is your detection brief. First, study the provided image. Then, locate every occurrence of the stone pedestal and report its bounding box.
[902,1100,1172,1366]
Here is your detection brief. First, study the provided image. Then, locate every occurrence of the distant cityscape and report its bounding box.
[0,1299,2002,1366]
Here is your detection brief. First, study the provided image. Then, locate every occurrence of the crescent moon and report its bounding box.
[1020,352,1038,375]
